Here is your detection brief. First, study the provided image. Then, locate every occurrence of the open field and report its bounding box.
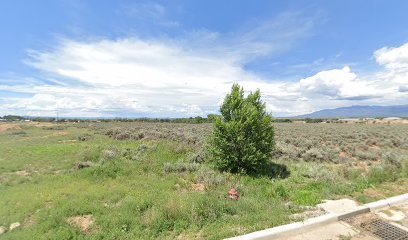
[1,122,408,239]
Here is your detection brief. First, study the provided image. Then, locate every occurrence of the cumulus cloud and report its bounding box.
[375,42,408,70]
[1,21,408,117]
[298,66,383,100]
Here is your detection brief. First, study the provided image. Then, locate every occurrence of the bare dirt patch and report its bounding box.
[344,212,378,228]
[15,170,29,176]
[289,208,326,221]
[191,183,205,192]
[24,214,35,228]
[67,215,95,233]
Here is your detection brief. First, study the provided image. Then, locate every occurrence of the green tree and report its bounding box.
[208,84,275,173]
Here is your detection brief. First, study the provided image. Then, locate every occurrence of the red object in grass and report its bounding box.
[227,188,239,201]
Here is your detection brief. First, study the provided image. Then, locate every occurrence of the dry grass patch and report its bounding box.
[191,183,205,192]
[14,170,29,176]
[0,123,20,133]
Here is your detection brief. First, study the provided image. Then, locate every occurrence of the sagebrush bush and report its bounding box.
[79,146,101,162]
[122,144,148,161]
[382,151,401,167]
[196,167,226,188]
[100,145,120,163]
[78,133,92,141]
[302,148,324,162]
[208,84,275,173]
[300,164,340,183]
[188,147,208,163]
[367,164,398,184]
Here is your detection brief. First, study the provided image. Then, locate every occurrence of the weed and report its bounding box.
[163,161,200,173]
[196,167,226,188]
[367,164,398,185]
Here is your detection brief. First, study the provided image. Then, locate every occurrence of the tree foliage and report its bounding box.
[208,84,275,173]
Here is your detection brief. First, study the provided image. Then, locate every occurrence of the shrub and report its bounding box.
[75,161,96,170]
[79,146,101,162]
[196,167,226,188]
[100,145,120,163]
[382,151,401,167]
[188,147,208,163]
[189,195,237,226]
[208,84,275,173]
[367,164,398,185]
[301,148,324,162]
[300,164,340,183]
[353,149,380,161]
[115,131,131,140]
[274,143,299,160]
[78,133,92,141]
[122,144,148,161]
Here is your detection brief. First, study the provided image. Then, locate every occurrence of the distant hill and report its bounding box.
[295,105,408,118]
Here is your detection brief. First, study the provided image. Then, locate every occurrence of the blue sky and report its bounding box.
[1,0,408,117]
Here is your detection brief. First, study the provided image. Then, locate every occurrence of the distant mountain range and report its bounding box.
[295,105,408,118]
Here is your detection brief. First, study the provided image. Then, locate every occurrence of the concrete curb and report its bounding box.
[364,193,408,210]
[226,193,408,240]
[226,214,338,240]
[337,206,370,220]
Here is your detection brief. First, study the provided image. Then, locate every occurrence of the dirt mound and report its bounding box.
[67,215,95,233]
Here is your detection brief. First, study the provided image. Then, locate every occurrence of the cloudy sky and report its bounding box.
[1,0,408,117]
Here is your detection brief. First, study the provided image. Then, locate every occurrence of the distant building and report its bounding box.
[0,118,5,122]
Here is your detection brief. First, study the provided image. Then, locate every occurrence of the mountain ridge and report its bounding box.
[294,105,408,118]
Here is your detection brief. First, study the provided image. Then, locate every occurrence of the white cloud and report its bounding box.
[374,43,408,92]
[1,18,408,117]
[298,66,384,100]
[375,42,408,70]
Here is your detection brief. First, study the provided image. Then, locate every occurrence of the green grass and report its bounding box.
[0,122,407,239]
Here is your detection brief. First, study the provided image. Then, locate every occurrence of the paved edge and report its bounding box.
[225,193,408,240]
[365,193,408,210]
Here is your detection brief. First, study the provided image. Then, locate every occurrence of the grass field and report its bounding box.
[1,122,408,239]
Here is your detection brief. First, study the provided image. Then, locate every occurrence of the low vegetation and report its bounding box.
[0,121,407,239]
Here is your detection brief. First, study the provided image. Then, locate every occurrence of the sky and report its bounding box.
[1,0,408,118]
